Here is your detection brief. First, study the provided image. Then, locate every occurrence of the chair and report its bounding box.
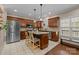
[25,32,29,44]
[25,32,29,39]
[27,31,40,49]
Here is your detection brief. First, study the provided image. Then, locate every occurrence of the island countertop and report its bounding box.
[29,31,49,35]
[40,28,59,32]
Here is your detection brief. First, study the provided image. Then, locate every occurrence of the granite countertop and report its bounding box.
[40,28,59,32]
[20,27,59,32]
[33,31,49,34]
[28,31,49,35]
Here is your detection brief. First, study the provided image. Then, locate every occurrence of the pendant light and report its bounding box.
[40,4,43,21]
[34,8,36,23]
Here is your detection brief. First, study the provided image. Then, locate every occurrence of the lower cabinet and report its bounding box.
[51,32,59,42]
[20,31,26,40]
[33,33,48,50]
[40,34,48,50]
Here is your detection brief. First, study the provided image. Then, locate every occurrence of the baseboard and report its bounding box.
[61,39,79,49]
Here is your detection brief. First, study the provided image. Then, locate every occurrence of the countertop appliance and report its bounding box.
[6,20,20,44]
[26,24,33,31]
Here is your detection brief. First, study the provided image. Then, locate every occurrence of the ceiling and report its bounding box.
[3,4,79,20]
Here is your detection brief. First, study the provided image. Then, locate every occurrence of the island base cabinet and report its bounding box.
[51,32,59,42]
[20,31,26,40]
[40,34,48,50]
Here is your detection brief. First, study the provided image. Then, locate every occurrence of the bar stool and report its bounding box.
[28,31,40,49]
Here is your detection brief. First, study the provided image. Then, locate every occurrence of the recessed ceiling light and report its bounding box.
[14,9,18,12]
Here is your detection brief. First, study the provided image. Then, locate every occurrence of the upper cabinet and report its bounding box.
[34,21,43,28]
[48,17,60,28]
[7,16,33,27]
[17,18,33,27]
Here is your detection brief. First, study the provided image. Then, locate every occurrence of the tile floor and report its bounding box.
[1,40,59,55]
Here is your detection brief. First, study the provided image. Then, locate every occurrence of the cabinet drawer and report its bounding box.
[40,34,48,49]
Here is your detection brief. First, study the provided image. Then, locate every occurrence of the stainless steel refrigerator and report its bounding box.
[6,20,20,44]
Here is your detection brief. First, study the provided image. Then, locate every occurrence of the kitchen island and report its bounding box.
[28,31,49,50]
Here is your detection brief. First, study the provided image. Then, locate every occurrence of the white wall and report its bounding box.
[42,7,79,25]
[59,8,79,19]
[43,7,79,28]
[0,5,7,54]
[42,17,48,29]
[59,7,79,45]
[42,7,79,29]
[42,8,79,44]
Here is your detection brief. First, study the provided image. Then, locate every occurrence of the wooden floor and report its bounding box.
[45,44,79,55]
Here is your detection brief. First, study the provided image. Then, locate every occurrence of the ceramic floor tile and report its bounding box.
[1,40,59,55]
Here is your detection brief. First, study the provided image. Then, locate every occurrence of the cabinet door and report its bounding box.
[35,21,42,28]
[48,17,59,27]
[51,32,59,42]
[40,34,48,49]
[20,31,26,40]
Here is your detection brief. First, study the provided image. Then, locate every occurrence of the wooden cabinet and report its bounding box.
[16,18,33,27]
[35,21,43,28]
[48,17,59,42]
[7,16,33,27]
[40,34,48,50]
[20,31,26,40]
[48,17,59,27]
[51,32,59,42]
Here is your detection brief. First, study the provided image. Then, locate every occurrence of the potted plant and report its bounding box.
[2,21,8,32]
